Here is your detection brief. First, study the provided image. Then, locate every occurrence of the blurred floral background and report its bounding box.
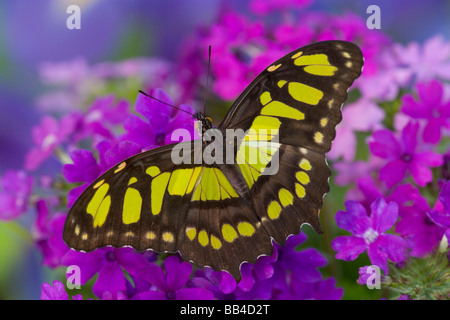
[0,0,449,300]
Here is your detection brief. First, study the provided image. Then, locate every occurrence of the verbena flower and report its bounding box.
[40,280,82,300]
[401,80,450,144]
[71,95,130,145]
[329,99,385,162]
[427,181,450,241]
[393,35,450,83]
[132,255,214,300]
[389,184,444,257]
[332,198,408,273]
[62,247,154,300]
[24,114,77,171]
[188,243,277,299]
[368,121,443,188]
[249,0,313,15]
[269,233,340,300]
[120,88,196,149]
[32,199,69,268]
[188,232,335,300]
[275,277,343,300]
[181,6,388,102]
[0,170,33,220]
[62,149,101,208]
[63,141,142,207]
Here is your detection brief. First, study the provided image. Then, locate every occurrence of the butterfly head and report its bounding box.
[194,112,213,136]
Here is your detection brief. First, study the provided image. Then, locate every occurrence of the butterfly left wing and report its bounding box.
[63,140,274,281]
[64,141,198,252]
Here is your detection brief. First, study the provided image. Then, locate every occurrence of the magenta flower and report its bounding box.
[269,233,337,299]
[62,247,154,299]
[329,99,385,162]
[249,0,313,15]
[276,277,343,300]
[24,114,77,171]
[41,280,82,300]
[389,184,444,257]
[332,198,408,273]
[62,149,101,207]
[273,234,327,283]
[189,250,277,299]
[0,170,33,220]
[72,95,130,144]
[369,121,443,188]
[32,199,69,268]
[427,181,450,241]
[132,255,214,300]
[63,141,142,207]
[120,88,196,149]
[401,80,450,144]
[393,35,450,83]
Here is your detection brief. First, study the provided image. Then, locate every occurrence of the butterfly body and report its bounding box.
[64,41,364,281]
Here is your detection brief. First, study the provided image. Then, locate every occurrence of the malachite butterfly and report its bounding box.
[63,40,364,281]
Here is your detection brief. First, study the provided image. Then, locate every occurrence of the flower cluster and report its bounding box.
[0,0,449,300]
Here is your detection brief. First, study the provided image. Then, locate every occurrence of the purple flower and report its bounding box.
[401,80,450,144]
[274,234,327,283]
[356,265,392,290]
[393,35,450,83]
[332,198,408,273]
[390,184,444,257]
[97,140,143,172]
[189,268,238,299]
[269,233,333,299]
[346,176,385,210]
[189,251,277,300]
[24,114,77,171]
[0,170,33,220]
[249,0,313,15]
[275,277,343,300]
[179,10,269,101]
[369,121,443,188]
[62,149,101,207]
[32,200,69,268]
[120,88,196,149]
[72,95,130,145]
[63,141,142,207]
[427,182,450,241]
[329,99,385,162]
[132,255,214,300]
[40,280,82,300]
[62,247,154,299]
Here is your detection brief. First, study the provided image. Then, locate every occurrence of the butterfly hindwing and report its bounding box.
[63,40,364,282]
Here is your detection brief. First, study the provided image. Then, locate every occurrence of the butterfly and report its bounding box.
[63,40,364,282]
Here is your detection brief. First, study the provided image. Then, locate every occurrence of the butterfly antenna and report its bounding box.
[203,45,212,115]
[138,90,195,117]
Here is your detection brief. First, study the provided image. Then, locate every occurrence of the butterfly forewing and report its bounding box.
[63,40,364,282]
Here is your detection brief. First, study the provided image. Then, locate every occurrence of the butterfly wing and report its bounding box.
[216,40,363,237]
[63,140,274,281]
[219,40,363,152]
